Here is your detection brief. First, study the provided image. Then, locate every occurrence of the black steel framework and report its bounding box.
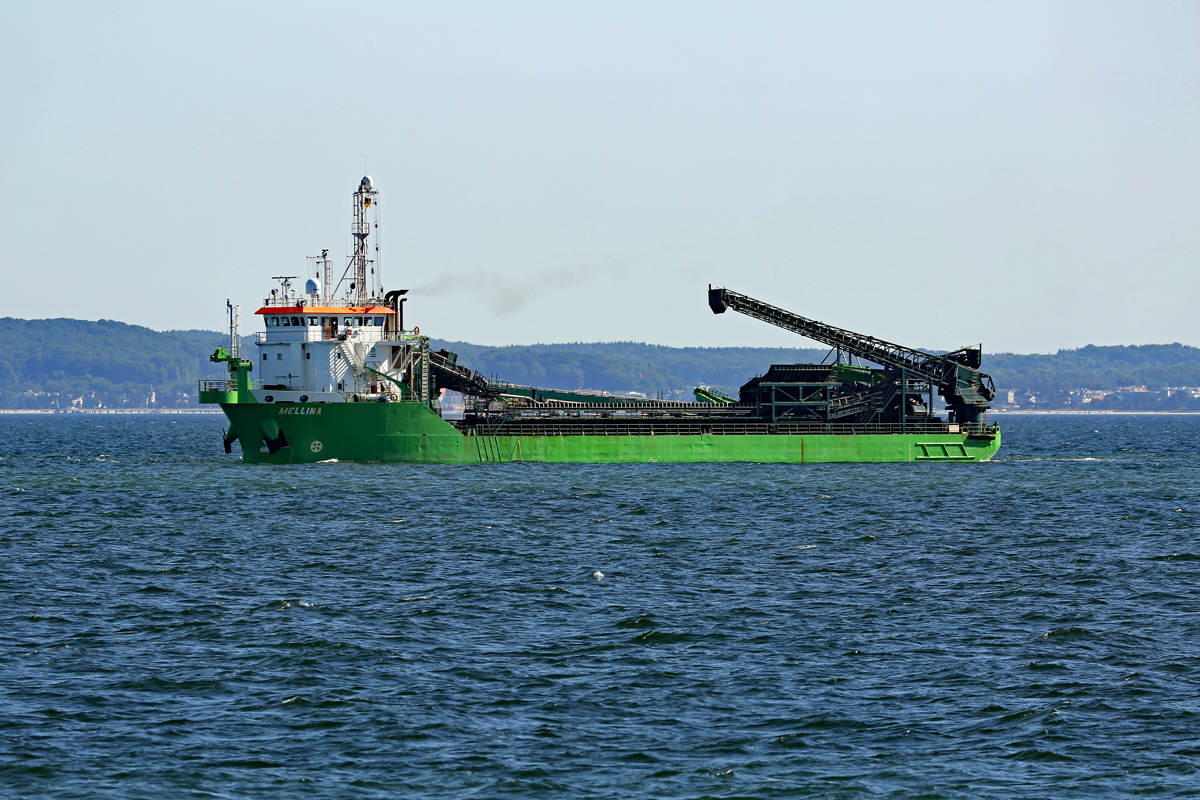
[708,286,996,410]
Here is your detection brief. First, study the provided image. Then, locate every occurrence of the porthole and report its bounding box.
[264,395,274,403]
[299,394,309,402]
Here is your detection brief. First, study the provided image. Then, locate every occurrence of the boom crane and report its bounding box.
[708,286,996,424]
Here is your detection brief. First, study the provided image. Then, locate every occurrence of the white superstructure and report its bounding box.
[247,178,433,407]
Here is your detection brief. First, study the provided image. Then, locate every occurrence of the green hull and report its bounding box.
[217,401,1001,464]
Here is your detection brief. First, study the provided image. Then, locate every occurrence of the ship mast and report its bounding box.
[349,176,378,303]
[307,249,332,301]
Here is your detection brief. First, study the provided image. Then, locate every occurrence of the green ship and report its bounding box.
[200,177,1000,464]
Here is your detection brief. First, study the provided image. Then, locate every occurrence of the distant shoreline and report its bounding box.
[989,409,1200,415]
[0,408,222,415]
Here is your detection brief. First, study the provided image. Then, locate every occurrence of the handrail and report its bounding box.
[457,417,996,438]
[199,379,263,391]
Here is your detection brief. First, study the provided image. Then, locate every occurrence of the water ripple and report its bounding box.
[2,414,1200,797]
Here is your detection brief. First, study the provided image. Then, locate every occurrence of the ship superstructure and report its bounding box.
[201,177,1000,463]
[203,177,438,454]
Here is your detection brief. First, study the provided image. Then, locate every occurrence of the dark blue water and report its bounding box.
[2,414,1199,798]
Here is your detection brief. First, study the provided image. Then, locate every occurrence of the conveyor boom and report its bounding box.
[708,286,995,408]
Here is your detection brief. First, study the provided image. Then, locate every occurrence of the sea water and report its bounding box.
[2,414,1199,798]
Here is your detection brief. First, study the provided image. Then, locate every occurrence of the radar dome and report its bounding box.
[305,279,319,295]
[361,175,373,189]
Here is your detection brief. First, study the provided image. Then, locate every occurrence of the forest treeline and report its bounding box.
[986,344,1200,393]
[2,317,1200,408]
[431,341,1200,400]
[427,340,829,398]
[0,318,233,408]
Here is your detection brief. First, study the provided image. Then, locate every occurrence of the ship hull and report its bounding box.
[219,401,1002,464]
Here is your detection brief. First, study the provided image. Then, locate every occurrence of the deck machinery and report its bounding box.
[440,287,997,441]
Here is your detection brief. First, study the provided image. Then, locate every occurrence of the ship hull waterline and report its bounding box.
[218,402,1001,464]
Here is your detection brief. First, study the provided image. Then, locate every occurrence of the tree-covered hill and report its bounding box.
[0,318,236,408]
[3,316,1200,409]
[428,340,827,396]
[430,341,1200,399]
[986,344,1200,393]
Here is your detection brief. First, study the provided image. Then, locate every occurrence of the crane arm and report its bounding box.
[708,286,995,406]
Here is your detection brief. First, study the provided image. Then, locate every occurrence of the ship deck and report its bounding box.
[453,402,993,438]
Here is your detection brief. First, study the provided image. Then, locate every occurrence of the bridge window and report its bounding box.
[281,317,290,327]
[308,317,318,326]
[263,353,268,361]
[277,353,283,360]
[372,316,383,326]
[291,316,301,326]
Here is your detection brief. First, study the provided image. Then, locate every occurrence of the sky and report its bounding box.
[2,1,1198,353]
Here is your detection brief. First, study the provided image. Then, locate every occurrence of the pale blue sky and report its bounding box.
[2,1,1198,352]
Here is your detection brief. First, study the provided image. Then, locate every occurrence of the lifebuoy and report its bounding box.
[413,326,420,335]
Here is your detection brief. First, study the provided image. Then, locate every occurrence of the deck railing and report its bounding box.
[252,329,421,344]
[199,379,262,392]
[456,418,999,438]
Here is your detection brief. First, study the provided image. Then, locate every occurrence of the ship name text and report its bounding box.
[278,406,323,415]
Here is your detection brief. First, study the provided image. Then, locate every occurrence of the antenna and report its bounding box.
[307,249,332,300]
[374,204,381,292]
